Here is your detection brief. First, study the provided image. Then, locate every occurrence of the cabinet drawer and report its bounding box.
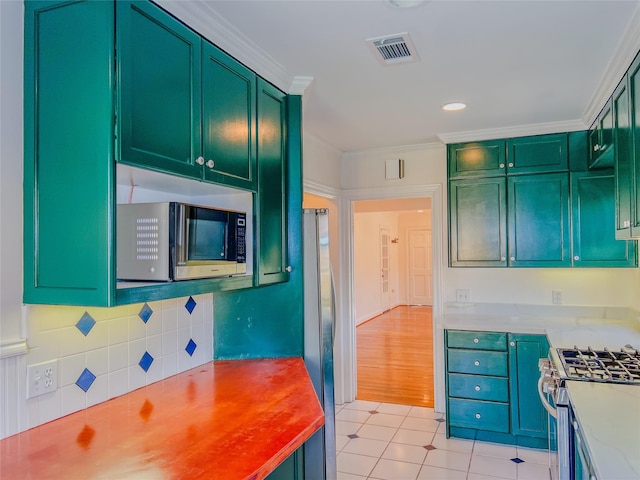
[448,373,509,402]
[448,398,510,433]
[447,350,508,376]
[447,330,507,351]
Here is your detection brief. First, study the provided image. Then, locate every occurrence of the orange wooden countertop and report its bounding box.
[0,357,324,480]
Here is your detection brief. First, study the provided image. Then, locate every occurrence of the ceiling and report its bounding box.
[159,0,640,153]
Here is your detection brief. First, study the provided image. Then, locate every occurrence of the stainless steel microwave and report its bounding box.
[117,202,247,281]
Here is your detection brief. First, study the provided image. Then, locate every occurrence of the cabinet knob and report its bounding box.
[475,413,481,419]
[501,256,506,261]
[473,338,479,344]
[285,266,292,272]
[474,385,480,391]
[195,156,205,166]
[510,256,515,261]
[574,255,580,261]
[499,163,505,169]
[624,220,631,228]
[593,144,600,152]
[508,162,514,167]
[474,360,480,367]
[206,159,215,169]
[510,341,515,347]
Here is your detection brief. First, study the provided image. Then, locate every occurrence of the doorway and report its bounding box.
[337,184,445,412]
[352,197,434,407]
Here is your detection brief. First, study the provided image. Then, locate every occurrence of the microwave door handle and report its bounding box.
[177,204,187,264]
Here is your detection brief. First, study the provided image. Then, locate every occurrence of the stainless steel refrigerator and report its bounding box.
[303,209,337,480]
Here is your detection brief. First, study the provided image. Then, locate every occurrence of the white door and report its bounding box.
[407,228,432,305]
[380,226,391,312]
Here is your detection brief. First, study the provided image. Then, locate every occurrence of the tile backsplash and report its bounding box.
[4,294,213,436]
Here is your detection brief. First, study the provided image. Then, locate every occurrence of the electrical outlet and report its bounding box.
[456,289,470,303]
[552,290,562,305]
[27,360,58,399]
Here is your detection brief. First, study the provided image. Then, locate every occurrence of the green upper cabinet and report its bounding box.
[629,52,640,237]
[24,0,116,306]
[256,79,289,285]
[449,178,507,267]
[613,72,634,239]
[448,140,506,178]
[508,334,549,440]
[572,171,637,267]
[201,41,256,190]
[117,1,257,191]
[117,1,202,179]
[588,99,614,169]
[506,133,568,175]
[507,173,571,267]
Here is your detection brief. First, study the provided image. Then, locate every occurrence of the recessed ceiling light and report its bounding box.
[442,102,466,111]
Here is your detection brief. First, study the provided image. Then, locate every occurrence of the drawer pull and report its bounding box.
[473,338,479,344]
[474,385,480,391]
[474,360,480,366]
[475,413,481,419]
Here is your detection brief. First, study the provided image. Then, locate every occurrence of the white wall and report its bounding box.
[353,211,401,324]
[0,0,25,350]
[303,133,342,190]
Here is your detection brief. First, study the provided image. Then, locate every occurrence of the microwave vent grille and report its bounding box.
[135,217,159,260]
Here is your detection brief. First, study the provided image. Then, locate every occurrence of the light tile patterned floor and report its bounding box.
[335,400,552,480]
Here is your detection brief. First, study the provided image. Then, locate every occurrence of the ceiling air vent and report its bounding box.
[366,32,419,66]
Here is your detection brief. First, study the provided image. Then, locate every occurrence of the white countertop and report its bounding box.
[438,303,640,480]
[567,381,640,480]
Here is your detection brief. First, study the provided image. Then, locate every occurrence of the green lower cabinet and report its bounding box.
[571,171,637,267]
[508,334,549,440]
[445,330,549,449]
[266,448,303,480]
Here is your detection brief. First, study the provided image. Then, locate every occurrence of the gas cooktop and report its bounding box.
[556,346,640,384]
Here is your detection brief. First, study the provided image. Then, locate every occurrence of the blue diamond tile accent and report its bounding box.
[511,457,525,464]
[185,296,197,314]
[435,418,446,423]
[368,410,379,414]
[185,339,197,357]
[75,312,96,336]
[75,368,96,392]
[347,434,359,439]
[184,297,197,315]
[138,303,153,324]
[424,445,437,451]
[139,351,154,372]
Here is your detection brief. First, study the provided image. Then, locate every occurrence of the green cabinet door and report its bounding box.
[201,41,257,190]
[24,0,115,306]
[613,72,634,239]
[506,133,568,174]
[508,334,549,439]
[571,171,637,267]
[256,79,289,285]
[588,99,614,169]
[265,448,302,480]
[449,178,507,266]
[508,173,571,267]
[629,53,640,237]
[117,0,202,179]
[448,140,506,178]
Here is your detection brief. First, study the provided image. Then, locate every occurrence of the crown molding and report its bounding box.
[303,180,340,199]
[290,76,314,96]
[582,3,640,126]
[155,0,296,93]
[437,119,587,144]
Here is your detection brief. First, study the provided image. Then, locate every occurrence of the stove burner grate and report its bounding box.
[557,345,640,384]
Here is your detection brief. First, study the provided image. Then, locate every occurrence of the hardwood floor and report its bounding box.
[356,305,434,408]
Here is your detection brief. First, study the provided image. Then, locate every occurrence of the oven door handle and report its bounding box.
[538,377,558,419]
